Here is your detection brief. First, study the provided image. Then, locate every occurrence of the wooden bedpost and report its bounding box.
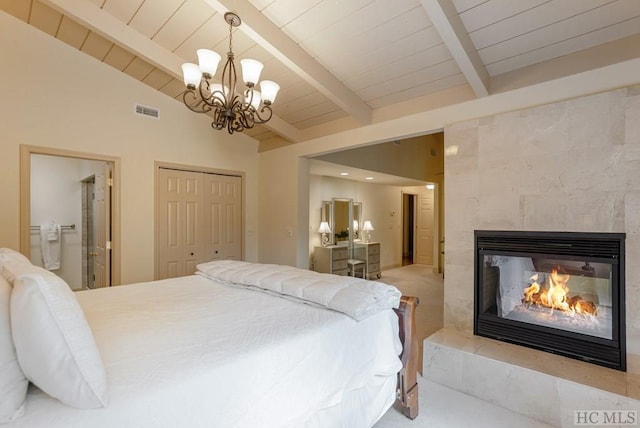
[393,295,419,419]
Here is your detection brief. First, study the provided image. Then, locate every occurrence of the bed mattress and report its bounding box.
[10,275,402,427]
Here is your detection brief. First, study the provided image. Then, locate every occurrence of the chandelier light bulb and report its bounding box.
[260,80,280,104]
[240,59,264,86]
[209,83,227,103]
[246,90,261,109]
[196,49,221,77]
[181,63,202,88]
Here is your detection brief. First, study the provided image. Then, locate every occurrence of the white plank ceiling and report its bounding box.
[3,0,640,147]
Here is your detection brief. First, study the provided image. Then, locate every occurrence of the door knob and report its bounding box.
[89,252,98,257]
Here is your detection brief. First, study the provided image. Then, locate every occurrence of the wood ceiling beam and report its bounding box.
[203,0,373,125]
[419,0,489,97]
[41,0,301,143]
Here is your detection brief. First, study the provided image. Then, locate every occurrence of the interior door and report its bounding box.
[157,168,204,279]
[92,163,111,287]
[203,173,242,261]
[415,191,434,265]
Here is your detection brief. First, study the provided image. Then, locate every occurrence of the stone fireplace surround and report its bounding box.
[423,86,640,426]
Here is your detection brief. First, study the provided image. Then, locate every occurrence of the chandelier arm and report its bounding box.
[251,105,273,124]
[211,108,226,130]
[182,90,211,114]
[231,100,251,130]
[242,88,256,112]
[196,79,224,109]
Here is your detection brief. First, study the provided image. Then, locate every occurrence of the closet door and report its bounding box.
[157,168,205,279]
[156,167,243,280]
[203,174,242,261]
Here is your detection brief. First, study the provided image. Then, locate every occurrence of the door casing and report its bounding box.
[19,145,121,285]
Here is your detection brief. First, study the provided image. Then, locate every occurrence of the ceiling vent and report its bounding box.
[135,104,159,119]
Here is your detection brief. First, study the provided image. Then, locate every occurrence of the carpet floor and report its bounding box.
[373,265,552,427]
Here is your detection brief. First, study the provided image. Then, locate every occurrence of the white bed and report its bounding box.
[1,256,419,427]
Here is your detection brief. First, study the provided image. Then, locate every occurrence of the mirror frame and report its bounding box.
[320,199,362,250]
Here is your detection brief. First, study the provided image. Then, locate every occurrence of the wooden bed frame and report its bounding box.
[394,295,419,419]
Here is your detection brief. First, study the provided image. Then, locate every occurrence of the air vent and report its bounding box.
[135,104,159,119]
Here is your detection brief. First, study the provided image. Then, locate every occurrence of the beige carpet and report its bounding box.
[377,264,444,372]
[375,266,552,427]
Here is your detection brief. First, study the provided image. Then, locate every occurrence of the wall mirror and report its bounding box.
[321,199,362,248]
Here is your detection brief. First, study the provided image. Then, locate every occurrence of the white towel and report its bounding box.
[40,221,61,271]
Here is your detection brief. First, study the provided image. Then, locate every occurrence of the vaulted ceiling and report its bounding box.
[3,0,640,150]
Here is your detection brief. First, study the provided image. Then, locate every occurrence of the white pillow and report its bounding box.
[11,273,109,409]
[0,248,33,284]
[0,248,30,265]
[0,258,56,287]
[0,275,28,423]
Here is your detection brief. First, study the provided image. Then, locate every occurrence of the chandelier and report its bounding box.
[181,12,280,134]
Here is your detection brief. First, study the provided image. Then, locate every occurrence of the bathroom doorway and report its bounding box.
[20,145,121,289]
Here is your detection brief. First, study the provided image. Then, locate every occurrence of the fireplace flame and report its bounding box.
[522,267,598,316]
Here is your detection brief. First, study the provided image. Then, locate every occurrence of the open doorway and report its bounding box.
[402,193,416,266]
[20,145,121,289]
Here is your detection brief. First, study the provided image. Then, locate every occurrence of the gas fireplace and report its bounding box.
[474,230,626,370]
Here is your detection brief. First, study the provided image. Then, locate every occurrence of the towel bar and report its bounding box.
[29,224,76,230]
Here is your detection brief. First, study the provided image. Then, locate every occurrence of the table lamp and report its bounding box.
[318,221,332,247]
[362,220,374,243]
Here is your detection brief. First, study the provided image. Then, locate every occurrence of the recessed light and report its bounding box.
[365,177,374,180]
[340,172,349,176]
[426,183,435,190]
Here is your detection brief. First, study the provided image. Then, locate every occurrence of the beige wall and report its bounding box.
[444,87,640,372]
[314,133,443,182]
[0,12,260,284]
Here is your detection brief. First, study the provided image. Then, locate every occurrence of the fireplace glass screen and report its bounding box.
[481,255,612,340]
[474,231,625,370]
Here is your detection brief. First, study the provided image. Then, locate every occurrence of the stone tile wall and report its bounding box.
[444,86,640,372]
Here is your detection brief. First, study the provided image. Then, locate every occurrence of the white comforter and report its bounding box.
[10,274,402,427]
[197,260,402,320]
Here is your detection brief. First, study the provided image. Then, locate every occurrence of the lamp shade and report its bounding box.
[181,63,202,88]
[260,80,280,104]
[209,84,228,103]
[240,59,264,85]
[245,90,261,109]
[318,221,332,234]
[196,49,221,76]
[362,221,374,231]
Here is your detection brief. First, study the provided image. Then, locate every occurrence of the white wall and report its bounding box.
[0,12,260,284]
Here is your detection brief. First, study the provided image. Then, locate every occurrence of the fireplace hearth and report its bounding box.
[474,230,626,370]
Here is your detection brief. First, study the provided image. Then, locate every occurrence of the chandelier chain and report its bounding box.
[228,18,233,54]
